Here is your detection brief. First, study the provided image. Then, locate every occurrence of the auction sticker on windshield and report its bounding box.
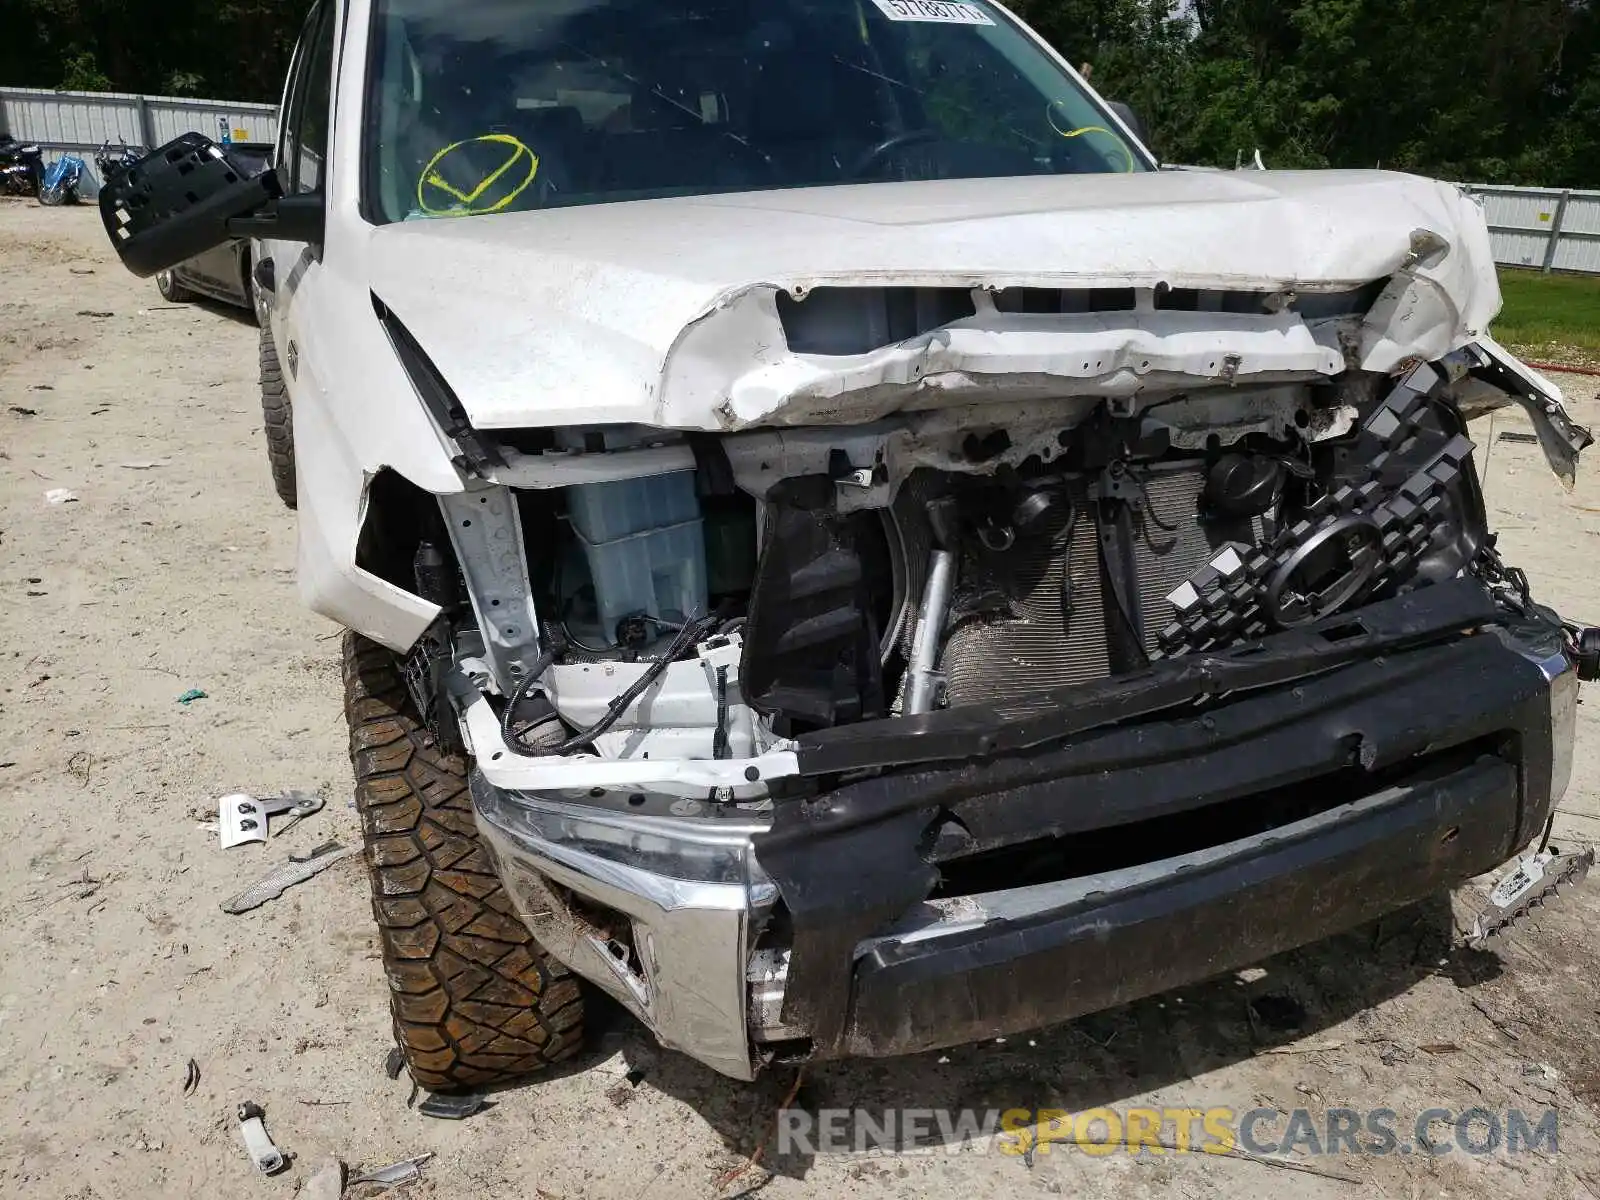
[869,0,995,25]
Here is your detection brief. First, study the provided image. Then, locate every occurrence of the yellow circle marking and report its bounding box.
[417,133,540,216]
[1046,103,1136,173]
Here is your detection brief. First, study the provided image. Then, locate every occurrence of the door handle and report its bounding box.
[253,257,276,293]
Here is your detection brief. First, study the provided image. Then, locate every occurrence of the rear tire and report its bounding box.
[157,269,194,303]
[245,249,269,328]
[259,327,296,509]
[344,634,586,1090]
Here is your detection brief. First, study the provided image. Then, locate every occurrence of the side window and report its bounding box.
[281,2,336,193]
[277,5,319,187]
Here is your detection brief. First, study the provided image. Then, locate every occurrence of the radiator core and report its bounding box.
[939,463,1240,707]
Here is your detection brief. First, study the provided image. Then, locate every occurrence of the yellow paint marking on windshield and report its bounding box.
[1046,103,1136,173]
[417,133,540,216]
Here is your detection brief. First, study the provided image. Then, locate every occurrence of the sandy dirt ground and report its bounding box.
[1,200,1599,1200]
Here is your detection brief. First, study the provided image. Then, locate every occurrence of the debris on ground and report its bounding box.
[43,488,78,504]
[382,1047,405,1081]
[66,750,92,786]
[1469,843,1595,947]
[270,791,324,838]
[290,838,341,863]
[10,406,37,416]
[218,793,267,848]
[1261,1039,1344,1055]
[217,790,324,848]
[176,688,207,704]
[712,1068,807,1194]
[220,843,358,914]
[297,1159,345,1200]
[1498,430,1541,444]
[349,1153,433,1189]
[236,1101,287,1175]
[182,1057,200,1096]
[1470,996,1521,1042]
[416,1091,488,1120]
[118,459,165,469]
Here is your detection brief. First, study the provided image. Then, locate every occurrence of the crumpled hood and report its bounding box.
[367,168,1503,431]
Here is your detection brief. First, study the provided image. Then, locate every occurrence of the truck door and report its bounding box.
[262,0,335,379]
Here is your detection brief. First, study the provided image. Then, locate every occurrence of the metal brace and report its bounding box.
[439,485,542,695]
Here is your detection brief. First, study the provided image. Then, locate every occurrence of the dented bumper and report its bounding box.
[471,588,1577,1079]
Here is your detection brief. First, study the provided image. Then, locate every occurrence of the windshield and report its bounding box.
[362,0,1147,223]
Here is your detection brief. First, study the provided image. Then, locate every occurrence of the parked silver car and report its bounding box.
[155,141,274,326]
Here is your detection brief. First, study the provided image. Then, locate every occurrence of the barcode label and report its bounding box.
[869,0,995,25]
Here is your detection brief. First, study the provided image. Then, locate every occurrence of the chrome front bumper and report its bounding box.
[470,775,777,1080]
[471,630,1579,1082]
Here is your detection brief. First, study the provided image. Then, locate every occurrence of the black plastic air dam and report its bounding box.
[753,581,1564,1055]
[842,754,1517,1058]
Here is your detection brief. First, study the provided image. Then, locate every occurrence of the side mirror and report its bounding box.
[228,192,325,244]
[99,133,322,277]
[1106,101,1150,149]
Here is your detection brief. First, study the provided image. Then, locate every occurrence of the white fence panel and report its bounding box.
[147,98,276,147]
[1462,183,1600,276]
[1487,230,1554,270]
[1561,194,1600,236]
[1,86,277,195]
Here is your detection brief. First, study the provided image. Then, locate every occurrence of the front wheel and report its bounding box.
[344,634,586,1090]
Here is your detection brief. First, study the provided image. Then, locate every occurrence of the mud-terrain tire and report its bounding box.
[259,327,296,509]
[344,633,586,1090]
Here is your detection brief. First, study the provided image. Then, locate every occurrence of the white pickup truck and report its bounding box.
[99,0,1594,1095]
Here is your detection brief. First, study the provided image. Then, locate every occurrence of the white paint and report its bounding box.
[462,692,800,795]
[356,170,1508,437]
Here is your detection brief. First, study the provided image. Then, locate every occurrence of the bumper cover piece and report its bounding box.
[471,584,1576,1078]
[846,755,1513,1056]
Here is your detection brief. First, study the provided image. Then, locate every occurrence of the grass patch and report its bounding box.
[1492,269,1600,367]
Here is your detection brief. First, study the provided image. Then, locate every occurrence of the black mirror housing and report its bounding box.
[100,133,284,277]
[228,191,325,244]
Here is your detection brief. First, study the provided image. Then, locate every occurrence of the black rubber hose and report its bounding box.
[499,638,566,754]
[502,613,722,758]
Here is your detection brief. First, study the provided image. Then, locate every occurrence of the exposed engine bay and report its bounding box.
[400,340,1589,795]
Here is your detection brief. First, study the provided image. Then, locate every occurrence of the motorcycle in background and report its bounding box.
[94,138,144,184]
[0,135,44,197]
[39,153,86,205]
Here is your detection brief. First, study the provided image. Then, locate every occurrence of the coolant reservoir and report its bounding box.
[566,472,708,645]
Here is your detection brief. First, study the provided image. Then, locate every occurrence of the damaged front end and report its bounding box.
[395,265,1591,1081]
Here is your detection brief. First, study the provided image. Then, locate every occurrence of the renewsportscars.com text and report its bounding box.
[776,1106,1559,1158]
